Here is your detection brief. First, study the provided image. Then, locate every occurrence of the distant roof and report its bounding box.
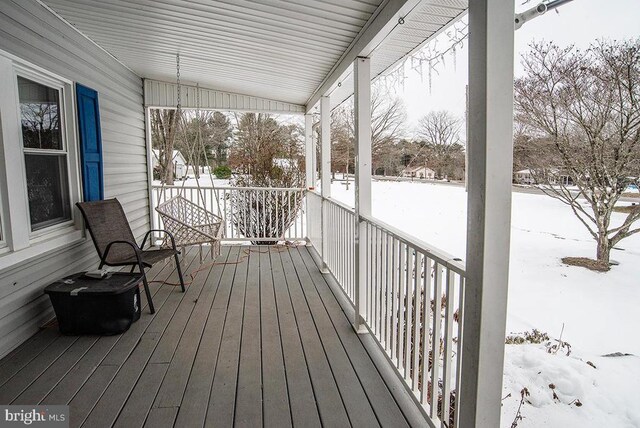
[403,165,435,173]
[152,149,186,163]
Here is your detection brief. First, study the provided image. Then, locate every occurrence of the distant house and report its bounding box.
[401,165,435,180]
[273,157,299,170]
[514,169,535,184]
[152,149,188,179]
[514,168,573,186]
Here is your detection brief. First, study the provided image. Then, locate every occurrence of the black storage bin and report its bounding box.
[44,272,142,335]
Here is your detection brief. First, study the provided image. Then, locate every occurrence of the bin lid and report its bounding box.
[44,272,142,296]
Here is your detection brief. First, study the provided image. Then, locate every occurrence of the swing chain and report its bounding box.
[176,53,181,111]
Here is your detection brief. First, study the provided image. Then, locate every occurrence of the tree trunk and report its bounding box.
[596,231,610,265]
[163,159,174,185]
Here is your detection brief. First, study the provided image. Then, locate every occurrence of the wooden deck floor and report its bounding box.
[0,245,417,427]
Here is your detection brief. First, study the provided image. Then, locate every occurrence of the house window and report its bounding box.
[18,77,71,231]
[0,52,82,265]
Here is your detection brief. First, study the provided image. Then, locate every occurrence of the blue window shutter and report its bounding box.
[76,83,104,201]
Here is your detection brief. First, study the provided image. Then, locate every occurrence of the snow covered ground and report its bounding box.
[329,179,640,428]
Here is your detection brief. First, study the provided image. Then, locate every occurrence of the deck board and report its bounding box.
[234,249,263,427]
[286,248,380,427]
[297,246,411,428]
[0,245,416,428]
[270,247,321,428]
[174,246,240,427]
[259,249,292,427]
[278,248,351,427]
[205,246,248,427]
[152,246,230,410]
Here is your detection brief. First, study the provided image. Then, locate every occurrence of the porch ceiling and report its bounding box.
[41,0,466,108]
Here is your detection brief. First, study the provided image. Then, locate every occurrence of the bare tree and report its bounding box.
[228,113,305,244]
[330,86,407,175]
[370,91,406,155]
[150,109,179,184]
[416,110,465,179]
[330,108,353,176]
[515,40,640,266]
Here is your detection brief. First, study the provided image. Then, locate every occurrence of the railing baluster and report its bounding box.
[276,190,281,240]
[287,190,291,241]
[430,262,443,422]
[421,256,433,406]
[367,223,372,324]
[404,245,412,379]
[398,241,407,373]
[441,268,456,426]
[385,232,393,351]
[390,237,398,362]
[412,250,421,392]
[379,228,385,340]
[454,277,465,428]
[375,226,381,336]
[293,191,298,239]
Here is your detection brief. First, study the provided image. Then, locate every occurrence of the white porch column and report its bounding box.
[320,96,331,272]
[320,96,331,197]
[459,1,515,427]
[304,113,315,189]
[353,57,371,333]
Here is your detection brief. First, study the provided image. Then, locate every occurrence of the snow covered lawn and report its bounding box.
[330,180,640,427]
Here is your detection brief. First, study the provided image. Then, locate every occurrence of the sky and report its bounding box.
[398,0,640,134]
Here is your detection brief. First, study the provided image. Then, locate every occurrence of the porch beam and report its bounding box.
[305,0,420,112]
[144,79,305,114]
[353,57,372,333]
[459,0,515,427]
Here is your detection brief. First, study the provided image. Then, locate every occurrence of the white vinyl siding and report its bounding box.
[0,0,147,357]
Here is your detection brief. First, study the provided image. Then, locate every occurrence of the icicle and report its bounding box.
[452,45,457,71]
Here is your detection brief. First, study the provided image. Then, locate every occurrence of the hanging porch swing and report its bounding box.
[155,53,224,261]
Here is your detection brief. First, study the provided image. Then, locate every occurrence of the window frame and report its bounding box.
[16,68,77,235]
[0,52,83,269]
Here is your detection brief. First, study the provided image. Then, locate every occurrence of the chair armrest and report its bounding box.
[102,240,143,266]
[141,229,177,250]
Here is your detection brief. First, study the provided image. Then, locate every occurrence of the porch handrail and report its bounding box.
[309,191,465,274]
[156,184,306,192]
[359,212,466,275]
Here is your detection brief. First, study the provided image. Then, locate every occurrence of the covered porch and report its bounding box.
[0,0,517,426]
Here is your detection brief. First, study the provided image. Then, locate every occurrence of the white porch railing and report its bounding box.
[310,192,466,427]
[151,185,307,242]
[323,196,357,300]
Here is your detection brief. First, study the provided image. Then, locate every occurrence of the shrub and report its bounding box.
[213,165,232,179]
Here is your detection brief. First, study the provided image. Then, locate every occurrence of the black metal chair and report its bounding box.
[76,198,185,314]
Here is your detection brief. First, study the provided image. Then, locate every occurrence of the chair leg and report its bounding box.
[175,253,186,292]
[138,263,155,314]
